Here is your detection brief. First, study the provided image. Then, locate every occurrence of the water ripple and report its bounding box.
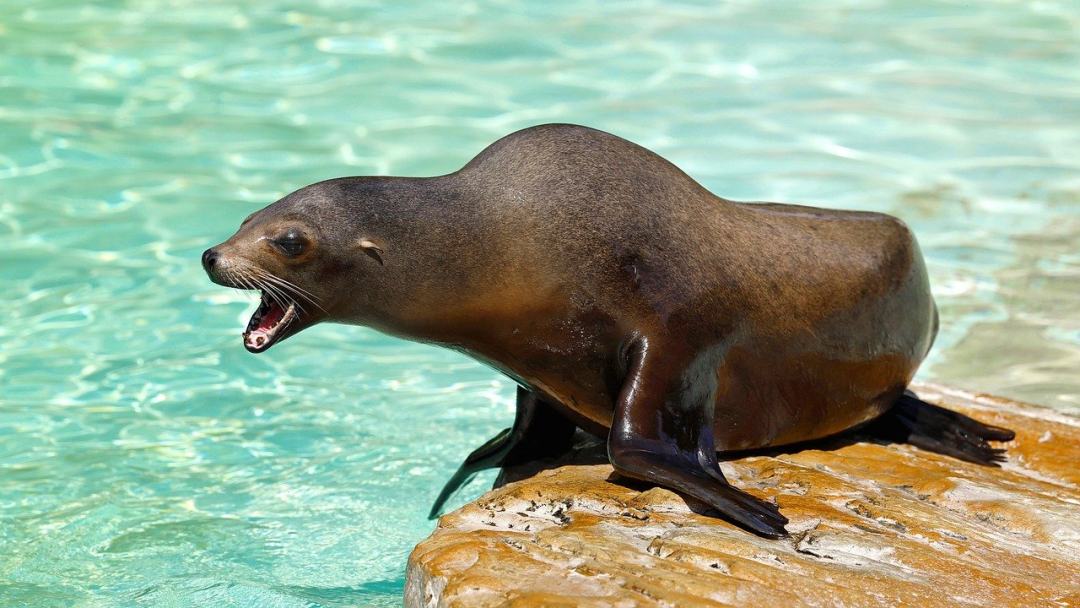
[1,0,1078,605]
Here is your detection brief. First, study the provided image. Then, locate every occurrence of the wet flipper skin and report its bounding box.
[428,387,576,519]
[607,338,790,539]
[870,391,1016,466]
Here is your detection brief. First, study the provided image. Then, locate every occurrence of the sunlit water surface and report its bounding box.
[2,1,1078,605]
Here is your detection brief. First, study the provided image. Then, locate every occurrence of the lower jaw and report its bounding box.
[244,325,287,352]
[244,333,278,353]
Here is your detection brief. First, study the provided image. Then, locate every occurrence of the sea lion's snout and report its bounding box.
[201,248,218,273]
[202,246,227,286]
[201,245,243,289]
[203,231,324,354]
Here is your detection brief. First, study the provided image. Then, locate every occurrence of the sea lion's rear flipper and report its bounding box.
[607,339,789,538]
[428,387,576,519]
[871,391,1016,466]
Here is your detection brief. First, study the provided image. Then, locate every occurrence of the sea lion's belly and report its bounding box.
[713,346,916,451]
[711,272,936,450]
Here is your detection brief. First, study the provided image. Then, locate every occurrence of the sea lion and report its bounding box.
[202,123,1014,538]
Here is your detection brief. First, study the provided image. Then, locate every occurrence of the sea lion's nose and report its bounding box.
[202,248,220,274]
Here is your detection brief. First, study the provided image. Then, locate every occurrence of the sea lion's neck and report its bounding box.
[332,173,519,340]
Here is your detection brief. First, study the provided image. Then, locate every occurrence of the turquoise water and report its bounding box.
[2,1,1078,605]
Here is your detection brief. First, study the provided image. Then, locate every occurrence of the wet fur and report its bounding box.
[206,124,1013,537]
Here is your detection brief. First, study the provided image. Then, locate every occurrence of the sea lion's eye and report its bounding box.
[273,230,308,257]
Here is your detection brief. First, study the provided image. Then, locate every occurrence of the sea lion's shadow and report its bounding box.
[494,426,897,491]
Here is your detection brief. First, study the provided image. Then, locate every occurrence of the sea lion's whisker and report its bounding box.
[259,272,323,305]
[227,269,253,293]
[252,268,326,313]
[270,281,307,316]
[251,267,322,302]
[233,267,279,310]
[258,274,310,318]
[250,270,302,301]
[235,272,269,307]
[245,270,298,315]
[248,268,303,311]
[231,268,257,295]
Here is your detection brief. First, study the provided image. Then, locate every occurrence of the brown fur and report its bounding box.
[207,123,935,449]
[205,124,984,537]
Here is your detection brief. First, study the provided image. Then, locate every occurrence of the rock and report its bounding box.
[406,384,1080,607]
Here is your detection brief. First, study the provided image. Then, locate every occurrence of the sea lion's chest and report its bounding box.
[451,297,627,434]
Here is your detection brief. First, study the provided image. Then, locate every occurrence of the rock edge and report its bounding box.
[406,384,1080,607]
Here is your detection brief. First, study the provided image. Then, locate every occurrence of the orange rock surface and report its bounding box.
[406,384,1080,607]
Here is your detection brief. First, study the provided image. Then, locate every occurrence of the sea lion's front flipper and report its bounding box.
[869,390,1016,466]
[607,339,789,538]
[428,387,576,519]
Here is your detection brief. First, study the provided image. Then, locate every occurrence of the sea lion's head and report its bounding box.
[202,179,387,353]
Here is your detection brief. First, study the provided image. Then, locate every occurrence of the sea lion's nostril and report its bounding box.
[202,248,219,273]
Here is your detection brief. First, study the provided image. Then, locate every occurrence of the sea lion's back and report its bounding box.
[460,124,712,211]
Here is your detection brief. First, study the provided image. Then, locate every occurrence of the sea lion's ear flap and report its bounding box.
[358,238,384,266]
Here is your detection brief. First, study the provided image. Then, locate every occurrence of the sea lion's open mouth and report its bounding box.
[243,291,298,353]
